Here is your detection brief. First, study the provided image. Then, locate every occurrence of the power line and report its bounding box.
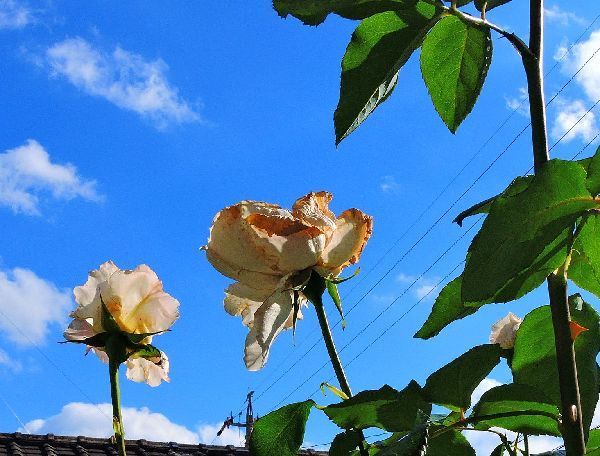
[245,11,600,420]
[0,309,111,421]
[267,93,600,412]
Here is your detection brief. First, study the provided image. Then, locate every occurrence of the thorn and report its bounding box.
[569,321,588,341]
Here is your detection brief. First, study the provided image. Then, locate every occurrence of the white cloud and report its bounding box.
[22,402,244,446]
[550,98,599,143]
[0,267,71,346]
[0,0,33,29]
[470,378,502,409]
[0,139,102,215]
[559,30,600,102]
[396,273,438,300]
[46,37,200,127]
[0,348,22,372]
[505,87,529,117]
[544,5,585,27]
[379,175,399,193]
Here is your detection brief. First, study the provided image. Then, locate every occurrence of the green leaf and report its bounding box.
[489,444,505,456]
[453,176,532,227]
[474,0,512,12]
[420,15,492,133]
[249,400,314,456]
[423,344,501,411]
[511,295,600,434]
[428,426,475,456]
[463,160,599,304]
[129,344,161,360]
[471,384,560,436]
[570,214,600,298]
[414,275,481,339]
[584,146,600,196]
[273,0,419,26]
[377,413,429,455]
[330,430,363,456]
[335,4,442,144]
[323,381,431,432]
[321,382,350,400]
[587,429,600,453]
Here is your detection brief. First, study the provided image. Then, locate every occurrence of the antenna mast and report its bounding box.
[216,391,256,448]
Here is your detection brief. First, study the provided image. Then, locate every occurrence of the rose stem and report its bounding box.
[314,299,369,456]
[109,358,127,456]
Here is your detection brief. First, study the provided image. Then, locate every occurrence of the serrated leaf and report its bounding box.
[463,160,599,304]
[471,384,560,436]
[423,344,501,411]
[453,176,532,227]
[377,413,429,455]
[273,0,419,26]
[511,295,600,435]
[335,4,442,144]
[323,381,431,432]
[330,430,363,456]
[474,0,512,12]
[420,15,492,133]
[249,400,314,456]
[414,275,481,339]
[428,426,475,456]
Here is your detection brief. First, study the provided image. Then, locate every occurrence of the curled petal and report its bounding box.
[319,209,373,274]
[64,319,95,341]
[99,266,179,334]
[224,282,272,328]
[72,261,119,334]
[244,330,267,371]
[126,352,170,387]
[292,191,337,232]
[490,312,522,349]
[205,249,282,290]
[253,289,295,349]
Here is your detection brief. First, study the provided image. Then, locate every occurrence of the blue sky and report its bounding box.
[0,1,599,453]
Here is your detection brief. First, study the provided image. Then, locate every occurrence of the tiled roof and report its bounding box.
[0,433,326,456]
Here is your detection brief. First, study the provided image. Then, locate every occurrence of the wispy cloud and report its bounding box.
[552,30,600,144]
[0,139,102,215]
[0,266,72,346]
[396,273,439,300]
[46,37,201,128]
[0,348,22,373]
[0,0,34,30]
[550,98,599,143]
[505,87,529,117]
[22,402,244,446]
[379,175,399,194]
[544,5,585,26]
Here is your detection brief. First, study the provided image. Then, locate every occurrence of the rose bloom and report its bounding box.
[489,312,522,349]
[64,261,179,386]
[203,191,372,370]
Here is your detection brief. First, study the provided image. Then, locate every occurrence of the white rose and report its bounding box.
[489,312,522,349]
[126,351,170,387]
[204,191,372,371]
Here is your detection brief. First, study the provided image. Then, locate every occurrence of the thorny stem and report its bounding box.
[314,299,368,456]
[109,359,127,456]
[524,0,586,453]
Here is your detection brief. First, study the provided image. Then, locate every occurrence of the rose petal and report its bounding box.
[490,312,522,349]
[244,330,267,371]
[292,191,337,232]
[64,319,96,341]
[100,266,179,334]
[72,261,119,333]
[204,248,282,289]
[125,352,170,387]
[88,347,109,364]
[253,289,294,349]
[319,208,373,274]
[224,282,273,328]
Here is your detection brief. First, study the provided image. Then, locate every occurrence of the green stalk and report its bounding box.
[313,298,369,456]
[109,358,127,456]
[521,0,586,453]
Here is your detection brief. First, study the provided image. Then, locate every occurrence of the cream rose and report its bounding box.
[64,261,179,386]
[203,191,372,371]
[489,312,522,349]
